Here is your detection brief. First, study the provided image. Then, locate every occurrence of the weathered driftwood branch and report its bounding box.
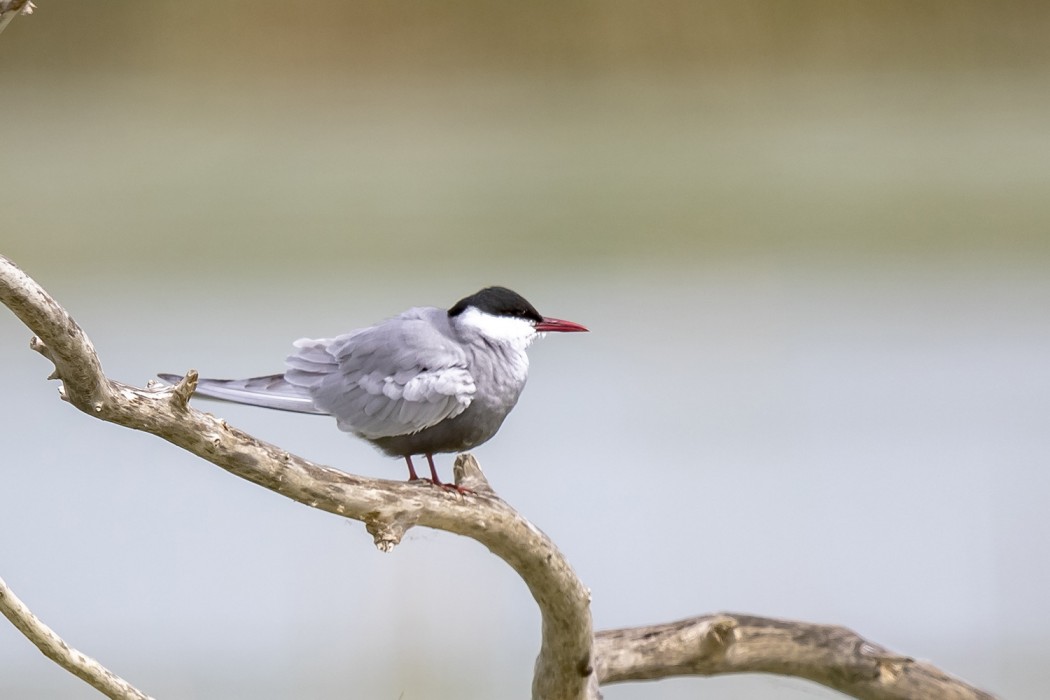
[0,254,596,700]
[596,614,996,700]
[0,254,996,700]
[0,575,154,700]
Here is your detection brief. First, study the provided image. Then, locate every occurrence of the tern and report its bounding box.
[159,286,587,485]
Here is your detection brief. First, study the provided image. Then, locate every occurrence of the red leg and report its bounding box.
[426,454,473,494]
[404,455,420,481]
[425,454,443,486]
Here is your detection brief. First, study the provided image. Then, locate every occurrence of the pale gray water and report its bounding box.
[1,257,1046,698]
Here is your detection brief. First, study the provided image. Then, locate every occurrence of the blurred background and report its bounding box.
[2,1,1048,698]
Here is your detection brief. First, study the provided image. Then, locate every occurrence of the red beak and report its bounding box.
[535,316,589,333]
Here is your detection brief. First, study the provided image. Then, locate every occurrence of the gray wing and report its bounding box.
[284,308,476,439]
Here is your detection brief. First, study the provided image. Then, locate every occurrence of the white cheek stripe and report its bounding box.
[458,307,537,343]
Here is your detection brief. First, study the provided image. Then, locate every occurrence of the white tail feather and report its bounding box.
[156,373,329,415]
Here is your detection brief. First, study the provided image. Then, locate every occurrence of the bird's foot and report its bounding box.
[403,475,472,494]
[437,481,474,495]
[424,454,473,493]
[402,455,473,493]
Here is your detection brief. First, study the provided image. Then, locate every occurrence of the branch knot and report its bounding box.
[170,370,199,410]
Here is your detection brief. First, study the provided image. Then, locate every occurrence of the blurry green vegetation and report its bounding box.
[2,1,1048,275]
[5,1,1050,77]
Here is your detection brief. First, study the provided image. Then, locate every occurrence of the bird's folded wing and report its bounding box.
[284,316,475,439]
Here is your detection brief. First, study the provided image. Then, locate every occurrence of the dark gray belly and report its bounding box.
[367,399,514,457]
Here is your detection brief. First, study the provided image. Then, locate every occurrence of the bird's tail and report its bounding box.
[156,373,330,415]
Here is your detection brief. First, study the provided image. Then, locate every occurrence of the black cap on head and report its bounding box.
[448,286,543,323]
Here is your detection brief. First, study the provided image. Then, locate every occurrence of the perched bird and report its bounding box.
[159,286,587,486]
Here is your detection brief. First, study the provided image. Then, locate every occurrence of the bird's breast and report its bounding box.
[469,342,530,408]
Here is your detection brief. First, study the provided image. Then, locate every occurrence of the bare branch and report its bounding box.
[0,575,154,700]
[0,0,34,37]
[0,254,596,700]
[595,613,996,699]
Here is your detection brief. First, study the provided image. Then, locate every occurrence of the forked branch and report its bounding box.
[0,254,996,700]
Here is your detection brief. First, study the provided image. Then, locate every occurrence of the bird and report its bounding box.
[159,286,587,486]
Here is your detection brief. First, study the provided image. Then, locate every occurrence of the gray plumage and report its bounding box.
[159,287,587,484]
